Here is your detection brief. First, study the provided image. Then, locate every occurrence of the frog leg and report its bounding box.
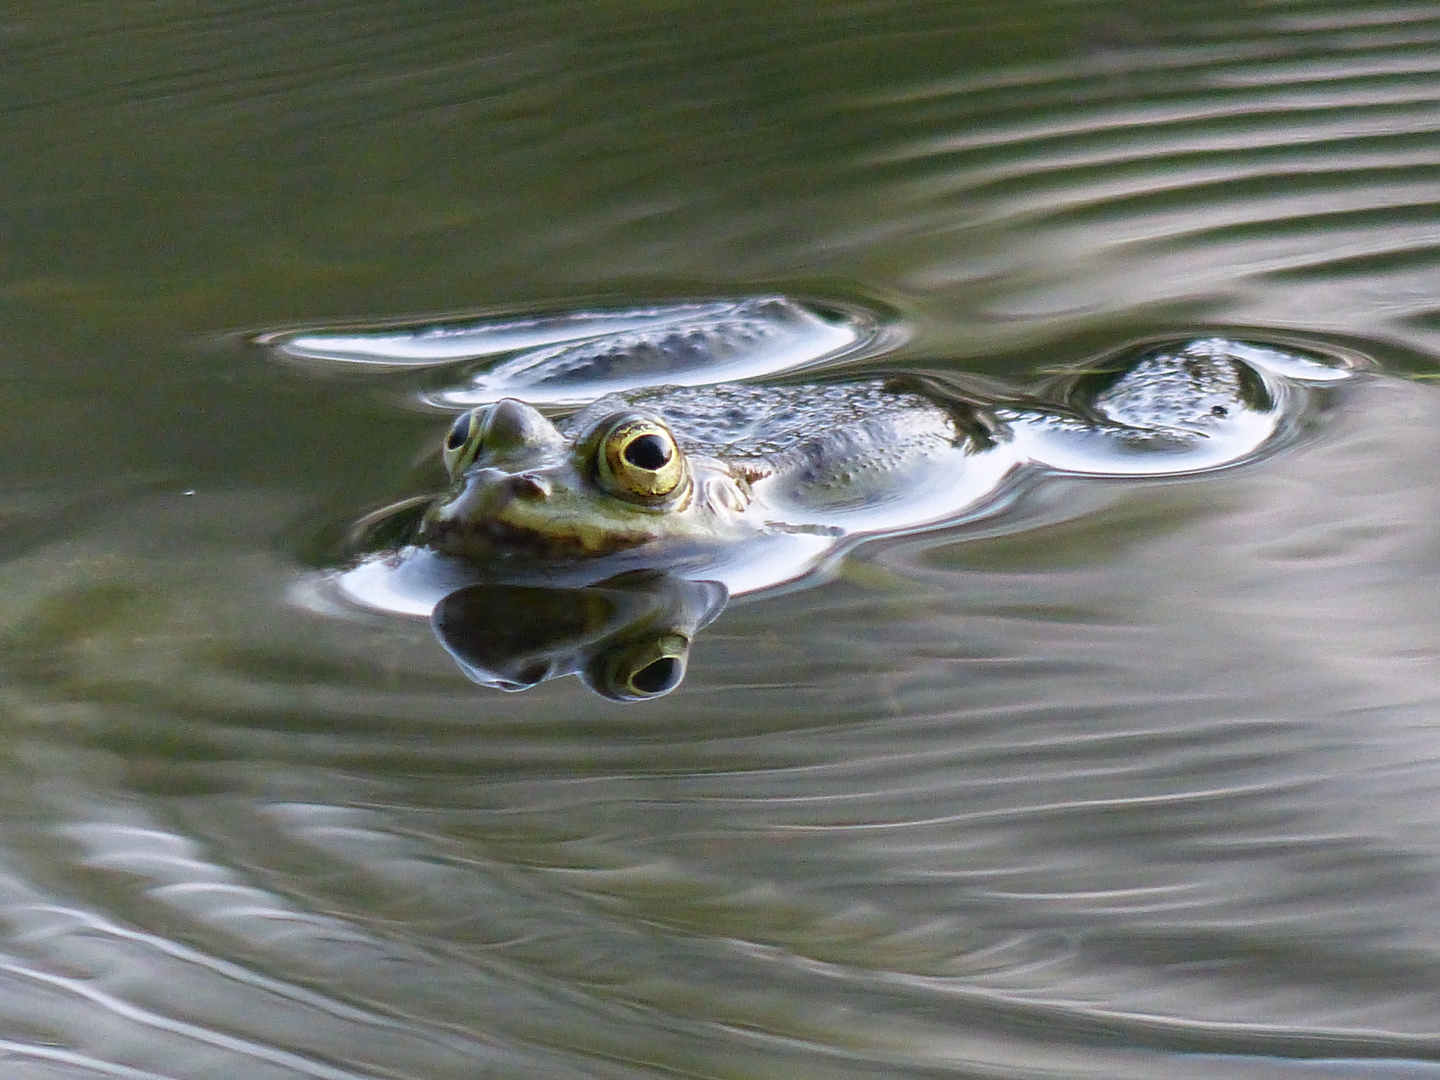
[1002,338,1329,477]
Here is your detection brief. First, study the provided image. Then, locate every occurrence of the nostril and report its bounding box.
[505,474,550,500]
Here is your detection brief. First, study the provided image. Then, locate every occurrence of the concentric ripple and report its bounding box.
[9,373,1440,1078]
[819,1,1440,364]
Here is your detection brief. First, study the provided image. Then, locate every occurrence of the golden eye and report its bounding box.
[597,419,687,502]
[586,633,690,700]
[442,408,484,479]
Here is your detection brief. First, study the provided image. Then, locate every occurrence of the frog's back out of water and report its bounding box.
[416,337,1350,577]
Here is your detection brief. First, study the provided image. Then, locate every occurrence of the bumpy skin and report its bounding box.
[419,379,970,562]
[571,380,960,461]
[418,339,1333,567]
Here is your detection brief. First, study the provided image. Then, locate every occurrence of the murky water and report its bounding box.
[3,1,1440,1077]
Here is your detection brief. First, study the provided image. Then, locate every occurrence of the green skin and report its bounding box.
[418,398,761,562]
[417,378,973,564]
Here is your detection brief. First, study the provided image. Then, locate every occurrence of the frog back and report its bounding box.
[566,380,1015,531]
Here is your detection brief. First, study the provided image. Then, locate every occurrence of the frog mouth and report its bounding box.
[482,516,655,558]
[421,506,657,561]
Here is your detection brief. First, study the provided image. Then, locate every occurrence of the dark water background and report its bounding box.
[4,1,1440,1077]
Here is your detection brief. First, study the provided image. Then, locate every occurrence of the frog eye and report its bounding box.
[586,633,690,701]
[596,418,687,502]
[443,409,483,478]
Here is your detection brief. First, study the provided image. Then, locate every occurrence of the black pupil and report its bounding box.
[631,656,680,695]
[623,433,671,471]
[446,413,473,451]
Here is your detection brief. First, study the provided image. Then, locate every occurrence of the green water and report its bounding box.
[3,1,1440,1077]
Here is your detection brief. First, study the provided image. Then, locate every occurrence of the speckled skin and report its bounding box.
[568,380,957,460]
[419,378,977,563]
[1092,342,1271,429]
[501,298,821,390]
[418,338,1338,568]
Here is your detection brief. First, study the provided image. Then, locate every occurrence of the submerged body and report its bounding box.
[417,338,1350,576]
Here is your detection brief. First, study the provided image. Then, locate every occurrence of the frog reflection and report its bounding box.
[430,571,725,700]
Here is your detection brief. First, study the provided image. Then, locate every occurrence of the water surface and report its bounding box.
[2,1,1440,1077]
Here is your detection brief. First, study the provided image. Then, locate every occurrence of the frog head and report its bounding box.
[419,399,755,563]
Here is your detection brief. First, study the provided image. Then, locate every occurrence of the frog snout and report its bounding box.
[463,470,553,516]
[502,474,550,501]
[431,470,550,526]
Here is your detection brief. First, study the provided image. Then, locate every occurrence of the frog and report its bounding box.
[321,324,1354,698]
[414,336,1351,583]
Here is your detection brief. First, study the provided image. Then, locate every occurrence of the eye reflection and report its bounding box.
[585,632,690,702]
[631,655,680,694]
[430,573,726,701]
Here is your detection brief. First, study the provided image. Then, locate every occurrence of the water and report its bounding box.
[262,296,880,406]
[2,1,1440,1077]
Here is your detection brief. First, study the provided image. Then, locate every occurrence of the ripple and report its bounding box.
[8,0,1440,1076]
[8,426,1440,1074]
[258,296,882,407]
[822,3,1440,359]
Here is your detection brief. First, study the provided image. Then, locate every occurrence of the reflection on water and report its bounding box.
[3,0,1440,1077]
[433,572,726,698]
[7,377,1440,1079]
